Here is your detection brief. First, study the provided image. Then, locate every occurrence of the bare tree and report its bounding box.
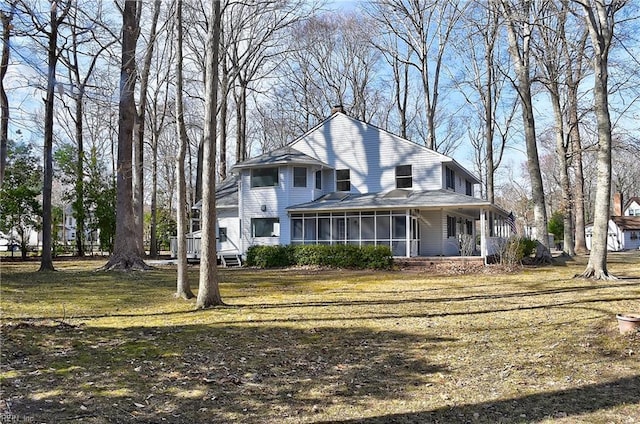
[0,4,14,188]
[455,0,512,203]
[132,0,162,257]
[38,0,71,272]
[197,0,223,308]
[496,0,552,262]
[101,0,149,271]
[58,3,117,257]
[226,0,310,164]
[534,0,577,256]
[283,13,383,126]
[575,0,627,279]
[146,49,173,258]
[173,0,194,299]
[564,20,591,255]
[370,0,466,152]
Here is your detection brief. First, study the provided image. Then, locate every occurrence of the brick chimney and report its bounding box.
[331,104,345,115]
[613,192,624,216]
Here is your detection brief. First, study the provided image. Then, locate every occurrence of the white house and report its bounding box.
[586,194,640,251]
[172,110,512,264]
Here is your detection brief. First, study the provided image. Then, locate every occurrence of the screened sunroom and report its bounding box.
[290,209,420,257]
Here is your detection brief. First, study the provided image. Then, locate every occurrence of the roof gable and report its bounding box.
[625,196,640,210]
[289,112,480,185]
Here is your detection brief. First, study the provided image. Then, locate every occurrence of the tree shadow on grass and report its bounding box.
[317,375,640,423]
[1,322,451,423]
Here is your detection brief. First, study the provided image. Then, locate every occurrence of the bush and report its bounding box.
[498,236,537,266]
[247,244,393,270]
[245,245,294,268]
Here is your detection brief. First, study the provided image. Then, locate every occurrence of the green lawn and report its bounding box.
[1,254,639,423]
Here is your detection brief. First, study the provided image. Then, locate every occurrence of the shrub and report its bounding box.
[247,244,393,269]
[359,245,394,269]
[245,245,294,268]
[497,236,537,266]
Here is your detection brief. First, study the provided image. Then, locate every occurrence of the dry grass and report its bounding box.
[1,253,639,423]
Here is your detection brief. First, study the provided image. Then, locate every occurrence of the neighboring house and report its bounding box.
[53,205,102,253]
[172,109,512,263]
[585,193,640,251]
[626,197,640,216]
[59,204,77,245]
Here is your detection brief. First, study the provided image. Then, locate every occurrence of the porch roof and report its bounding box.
[287,189,506,217]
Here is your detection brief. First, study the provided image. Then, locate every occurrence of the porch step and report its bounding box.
[221,254,242,268]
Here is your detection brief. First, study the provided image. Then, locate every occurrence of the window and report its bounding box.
[252,218,279,237]
[445,167,455,190]
[447,216,457,237]
[466,180,473,196]
[218,227,227,242]
[466,220,473,235]
[251,167,279,187]
[294,167,307,187]
[315,170,322,190]
[336,169,350,191]
[395,165,412,188]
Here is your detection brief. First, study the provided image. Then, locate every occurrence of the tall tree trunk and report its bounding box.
[101,0,149,271]
[197,0,224,308]
[569,96,588,254]
[484,25,496,204]
[219,71,228,180]
[537,2,575,257]
[174,0,194,299]
[0,8,12,188]
[576,0,620,279]
[73,92,85,256]
[39,3,68,272]
[133,0,162,257]
[195,138,204,205]
[565,43,588,254]
[234,83,247,162]
[498,0,551,262]
[149,131,158,257]
[550,89,575,256]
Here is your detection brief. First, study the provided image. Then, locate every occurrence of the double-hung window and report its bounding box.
[447,216,457,238]
[445,167,455,190]
[294,167,307,187]
[336,169,350,191]
[395,165,412,188]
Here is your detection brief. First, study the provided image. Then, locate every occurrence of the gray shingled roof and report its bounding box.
[287,189,498,213]
[231,146,331,170]
[193,175,239,210]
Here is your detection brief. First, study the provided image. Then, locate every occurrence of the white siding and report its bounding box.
[585,219,634,251]
[291,114,444,193]
[217,209,240,255]
[418,210,443,256]
[238,166,323,252]
[625,200,640,216]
